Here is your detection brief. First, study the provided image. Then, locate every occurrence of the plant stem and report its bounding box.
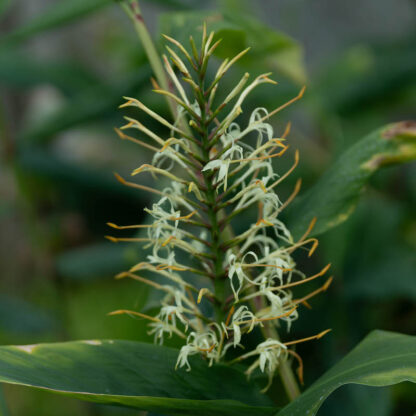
[257,296,301,400]
[223,221,301,400]
[120,0,176,117]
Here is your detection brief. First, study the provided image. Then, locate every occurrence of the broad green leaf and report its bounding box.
[159,11,305,83]
[288,121,416,237]
[0,340,276,416]
[317,385,392,416]
[277,330,416,416]
[1,0,113,44]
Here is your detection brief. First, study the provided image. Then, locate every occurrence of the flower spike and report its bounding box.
[109,27,332,397]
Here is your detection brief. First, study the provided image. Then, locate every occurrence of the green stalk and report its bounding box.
[119,0,195,146]
[263,320,301,400]
[198,87,226,324]
[222,215,301,400]
[120,0,176,117]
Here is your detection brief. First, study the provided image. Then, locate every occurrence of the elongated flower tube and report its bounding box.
[108,25,332,396]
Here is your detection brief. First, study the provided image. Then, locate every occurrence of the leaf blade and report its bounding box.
[277,330,416,416]
[0,340,276,416]
[288,121,416,237]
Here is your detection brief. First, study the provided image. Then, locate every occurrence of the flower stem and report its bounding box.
[120,0,176,117]
[257,299,301,400]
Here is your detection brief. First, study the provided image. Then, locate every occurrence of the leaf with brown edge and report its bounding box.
[287,121,416,238]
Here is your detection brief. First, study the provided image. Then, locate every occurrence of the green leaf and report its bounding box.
[288,121,416,237]
[277,330,416,416]
[159,11,305,83]
[0,340,276,416]
[1,0,113,44]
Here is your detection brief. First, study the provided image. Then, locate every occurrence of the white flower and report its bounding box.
[147,247,176,267]
[227,251,258,300]
[148,320,173,345]
[202,159,230,190]
[257,338,287,373]
[229,306,257,347]
[176,344,198,371]
[176,330,219,371]
[202,141,243,191]
[159,305,188,331]
[245,338,288,392]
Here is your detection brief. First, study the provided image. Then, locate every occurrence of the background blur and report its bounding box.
[0,0,415,415]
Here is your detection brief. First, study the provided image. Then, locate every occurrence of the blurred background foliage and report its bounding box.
[0,0,415,415]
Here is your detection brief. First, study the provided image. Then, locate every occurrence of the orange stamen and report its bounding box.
[108,309,160,322]
[156,264,187,271]
[106,222,152,230]
[232,148,288,164]
[255,180,267,193]
[114,172,163,196]
[198,343,216,353]
[259,86,306,123]
[271,263,331,291]
[243,264,293,271]
[225,305,235,327]
[282,122,292,139]
[286,349,304,385]
[268,150,299,191]
[150,77,160,89]
[284,328,331,347]
[293,277,333,305]
[301,300,313,309]
[114,128,159,152]
[162,236,176,247]
[169,210,197,221]
[256,218,274,227]
[298,217,317,243]
[197,288,209,304]
[279,178,302,212]
[252,306,297,323]
[115,272,163,290]
[105,236,150,243]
